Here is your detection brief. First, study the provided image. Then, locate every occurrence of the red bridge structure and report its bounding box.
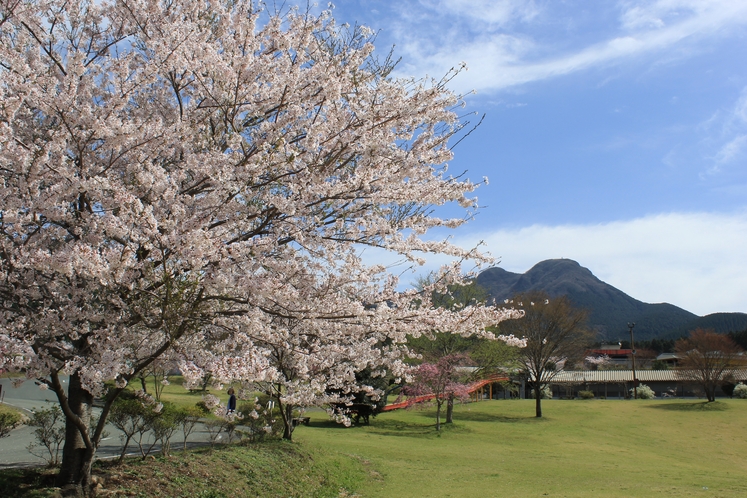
[381,375,510,412]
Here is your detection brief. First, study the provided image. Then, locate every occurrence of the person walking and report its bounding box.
[227,387,237,414]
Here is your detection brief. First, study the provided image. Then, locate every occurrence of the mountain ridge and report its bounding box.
[476,259,747,341]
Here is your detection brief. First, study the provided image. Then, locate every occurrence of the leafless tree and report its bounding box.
[676,329,743,402]
[500,292,591,417]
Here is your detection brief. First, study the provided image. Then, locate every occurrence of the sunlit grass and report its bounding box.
[0,403,22,417]
[4,397,747,496]
[295,398,747,497]
[144,375,216,410]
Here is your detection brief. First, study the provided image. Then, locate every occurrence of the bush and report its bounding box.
[147,402,181,457]
[578,390,594,399]
[630,384,655,399]
[176,405,204,451]
[195,400,211,413]
[733,383,747,399]
[0,408,22,438]
[237,398,283,442]
[26,406,66,465]
[110,398,148,461]
[530,386,552,399]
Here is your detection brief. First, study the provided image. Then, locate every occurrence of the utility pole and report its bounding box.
[628,322,637,399]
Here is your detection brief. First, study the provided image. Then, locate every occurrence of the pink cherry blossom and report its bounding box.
[0,0,522,487]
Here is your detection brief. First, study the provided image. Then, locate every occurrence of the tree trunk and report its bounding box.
[55,373,95,493]
[445,394,454,424]
[535,384,543,418]
[435,399,442,431]
[118,434,134,462]
[279,401,294,440]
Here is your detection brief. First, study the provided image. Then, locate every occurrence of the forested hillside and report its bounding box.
[477,259,747,341]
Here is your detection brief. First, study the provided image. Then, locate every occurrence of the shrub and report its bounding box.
[733,383,747,399]
[26,406,66,466]
[195,400,211,413]
[530,386,552,399]
[110,398,148,461]
[578,390,595,399]
[0,408,22,438]
[237,398,283,442]
[630,384,655,399]
[176,406,204,451]
[147,402,181,457]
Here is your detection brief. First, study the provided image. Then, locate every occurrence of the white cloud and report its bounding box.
[459,211,747,316]
[619,0,715,31]
[702,86,747,173]
[389,0,747,94]
[734,88,747,122]
[372,212,747,317]
[714,134,747,166]
[431,0,539,27]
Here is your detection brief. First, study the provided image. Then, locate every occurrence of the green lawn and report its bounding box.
[147,375,219,410]
[0,403,21,417]
[132,375,238,412]
[294,399,747,497]
[5,397,747,496]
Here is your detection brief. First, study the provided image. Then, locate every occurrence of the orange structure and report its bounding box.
[381,375,510,412]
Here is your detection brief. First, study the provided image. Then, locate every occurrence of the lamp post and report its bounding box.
[628,322,637,399]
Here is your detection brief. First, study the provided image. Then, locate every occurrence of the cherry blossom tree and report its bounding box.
[184,261,521,440]
[584,354,610,370]
[408,275,522,422]
[0,1,522,492]
[402,354,470,431]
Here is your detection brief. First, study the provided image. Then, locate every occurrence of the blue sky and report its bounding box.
[325,0,747,316]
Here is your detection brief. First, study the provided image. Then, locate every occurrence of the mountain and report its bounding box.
[476,259,747,342]
[663,312,747,340]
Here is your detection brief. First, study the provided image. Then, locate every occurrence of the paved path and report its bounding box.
[0,378,226,468]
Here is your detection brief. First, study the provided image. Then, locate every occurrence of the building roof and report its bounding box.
[534,369,747,383]
[656,353,680,361]
[590,349,633,356]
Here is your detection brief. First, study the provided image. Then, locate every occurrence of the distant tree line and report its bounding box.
[727,329,747,350]
[618,338,676,355]
[616,329,747,355]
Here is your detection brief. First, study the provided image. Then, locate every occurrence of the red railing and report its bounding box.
[381,375,509,412]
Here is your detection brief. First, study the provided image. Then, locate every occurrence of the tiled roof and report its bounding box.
[590,349,633,356]
[533,369,747,383]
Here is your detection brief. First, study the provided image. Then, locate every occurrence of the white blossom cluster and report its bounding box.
[0,0,525,472]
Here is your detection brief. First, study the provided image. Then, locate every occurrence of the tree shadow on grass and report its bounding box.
[364,418,449,438]
[645,401,729,412]
[304,416,464,438]
[0,467,57,498]
[451,410,540,424]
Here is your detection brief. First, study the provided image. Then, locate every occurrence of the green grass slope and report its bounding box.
[297,399,747,497]
[4,399,747,497]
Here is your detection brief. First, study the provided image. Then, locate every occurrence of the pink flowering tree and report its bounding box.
[180,261,521,440]
[585,354,610,370]
[402,355,471,431]
[0,1,522,491]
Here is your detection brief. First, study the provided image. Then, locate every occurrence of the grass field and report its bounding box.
[3,397,747,497]
[131,375,255,412]
[295,398,747,497]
